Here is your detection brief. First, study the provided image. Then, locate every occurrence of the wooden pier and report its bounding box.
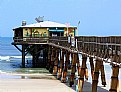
[12,36,121,92]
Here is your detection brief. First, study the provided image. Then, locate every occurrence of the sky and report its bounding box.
[0,0,121,37]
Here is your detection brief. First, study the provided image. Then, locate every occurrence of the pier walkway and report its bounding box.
[12,36,121,92]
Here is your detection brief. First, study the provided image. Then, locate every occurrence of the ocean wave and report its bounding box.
[0,56,10,61]
[0,70,7,74]
[10,56,32,59]
[0,56,32,61]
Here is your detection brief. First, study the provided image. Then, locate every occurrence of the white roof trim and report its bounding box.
[14,21,76,29]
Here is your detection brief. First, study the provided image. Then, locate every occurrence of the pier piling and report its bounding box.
[69,53,77,87]
[53,48,59,75]
[100,59,106,87]
[89,57,94,79]
[61,51,69,82]
[57,49,64,80]
[92,58,101,92]
[49,47,55,73]
[109,65,119,92]
[22,45,25,68]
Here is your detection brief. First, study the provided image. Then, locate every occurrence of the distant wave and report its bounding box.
[0,56,10,61]
[0,56,32,61]
[10,56,32,59]
[0,70,7,74]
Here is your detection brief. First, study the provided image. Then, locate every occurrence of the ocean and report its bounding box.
[0,37,21,72]
[0,37,48,74]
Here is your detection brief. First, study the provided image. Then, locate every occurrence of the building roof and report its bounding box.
[14,21,77,29]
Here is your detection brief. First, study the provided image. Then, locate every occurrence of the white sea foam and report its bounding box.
[0,70,7,74]
[0,56,32,61]
[0,56,10,61]
[10,56,32,59]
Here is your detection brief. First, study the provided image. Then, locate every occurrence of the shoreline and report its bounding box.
[0,71,56,80]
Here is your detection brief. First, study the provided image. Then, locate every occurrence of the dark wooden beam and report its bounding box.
[14,45,22,52]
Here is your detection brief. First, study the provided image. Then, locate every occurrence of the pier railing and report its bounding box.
[13,37,49,44]
[47,36,121,92]
[49,36,121,66]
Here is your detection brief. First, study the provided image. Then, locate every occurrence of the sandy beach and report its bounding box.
[0,72,121,92]
[0,79,76,92]
[0,73,75,92]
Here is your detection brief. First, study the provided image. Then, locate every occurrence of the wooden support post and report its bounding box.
[76,54,84,92]
[32,53,35,68]
[85,68,88,80]
[49,47,55,73]
[78,54,87,90]
[47,46,51,70]
[57,49,64,80]
[77,78,83,92]
[53,49,59,75]
[35,54,38,67]
[100,60,106,87]
[68,53,73,70]
[66,51,70,69]
[61,51,70,83]
[92,58,101,92]
[43,49,46,67]
[35,45,38,67]
[22,45,25,68]
[69,53,77,87]
[46,48,48,66]
[77,54,81,76]
[89,57,94,79]
[109,65,119,92]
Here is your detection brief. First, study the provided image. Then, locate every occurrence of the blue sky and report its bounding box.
[0,0,121,37]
